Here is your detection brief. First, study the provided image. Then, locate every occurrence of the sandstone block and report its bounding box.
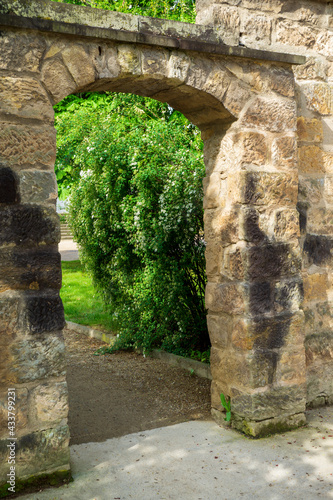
[276,20,316,49]
[0,77,53,122]
[90,44,120,79]
[298,176,323,205]
[302,83,332,115]
[240,12,271,47]
[273,279,303,315]
[3,332,66,384]
[248,242,301,281]
[211,379,230,411]
[0,425,70,479]
[324,176,333,204]
[272,135,297,170]
[224,60,263,92]
[207,313,232,349]
[211,347,277,389]
[201,67,231,103]
[0,248,61,292]
[0,123,56,168]
[232,317,260,351]
[0,31,45,73]
[272,208,300,241]
[213,132,239,172]
[241,0,283,13]
[222,243,246,280]
[141,48,168,78]
[203,172,226,209]
[305,331,333,367]
[167,52,191,84]
[303,273,328,303]
[42,58,76,104]
[303,301,333,342]
[276,347,306,384]
[117,45,142,76]
[298,145,333,174]
[19,170,58,205]
[240,206,265,243]
[205,282,246,314]
[62,44,96,89]
[307,207,333,235]
[297,117,323,143]
[232,311,304,351]
[231,384,306,421]
[232,411,306,438]
[294,58,327,81]
[210,5,240,45]
[241,97,296,132]
[221,79,252,117]
[307,362,333,406]
[0,205,60,247]
[0,296,20,341]
[184,54,215,92]
[228,171,298,206]
[204,208,239,245]
[268,66,295,98]
[0,388,28,438]
[314,31,333,58]
[289,4,326,24]
[22,293,65,335]
[44,41,67,60]
[225,61,294,98]
[205,241,222,276]
[32,381,68,425]
[303,234,333,266]
[234,131,268,167]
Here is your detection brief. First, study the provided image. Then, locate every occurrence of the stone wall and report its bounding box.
[196,0,333,411]
[0,0,331,494]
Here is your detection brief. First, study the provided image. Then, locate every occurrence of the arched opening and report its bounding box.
[45,42,239,445]
[54,88,216,443]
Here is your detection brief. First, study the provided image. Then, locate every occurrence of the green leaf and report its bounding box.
[220,393,231,419]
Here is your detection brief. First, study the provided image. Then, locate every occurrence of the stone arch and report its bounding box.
[0,3,307,492]
[40,38,305,435]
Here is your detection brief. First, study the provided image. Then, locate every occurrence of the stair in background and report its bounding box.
[60,222,73,240]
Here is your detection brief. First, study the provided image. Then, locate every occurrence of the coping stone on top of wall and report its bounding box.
[0,0,306,65]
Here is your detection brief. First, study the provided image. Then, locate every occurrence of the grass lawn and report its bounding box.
[61,260,118,333]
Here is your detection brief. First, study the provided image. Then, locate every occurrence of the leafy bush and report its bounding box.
[50,0,196,23]
[55,92,209,356]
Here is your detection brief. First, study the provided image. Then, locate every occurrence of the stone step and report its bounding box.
[60,222,73,239]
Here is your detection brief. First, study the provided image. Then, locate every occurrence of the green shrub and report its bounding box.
[55,92,209,356]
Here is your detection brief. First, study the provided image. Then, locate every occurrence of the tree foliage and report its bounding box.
[50,0,196,23]
[55,92,209,356]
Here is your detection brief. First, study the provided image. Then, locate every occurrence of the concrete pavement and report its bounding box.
[19,406,333,500]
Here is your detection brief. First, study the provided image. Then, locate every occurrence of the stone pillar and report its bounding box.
[0,30,71,495]
[204,91,307,436]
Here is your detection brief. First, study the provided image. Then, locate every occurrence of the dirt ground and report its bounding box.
[64,328,212,445]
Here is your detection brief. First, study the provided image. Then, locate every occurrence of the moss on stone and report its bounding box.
[0,469,72,498]
[232,413,306,438]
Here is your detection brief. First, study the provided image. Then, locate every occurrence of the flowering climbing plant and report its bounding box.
[55,91,209,356]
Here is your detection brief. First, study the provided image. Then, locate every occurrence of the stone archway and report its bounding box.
[0,0,309,492]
